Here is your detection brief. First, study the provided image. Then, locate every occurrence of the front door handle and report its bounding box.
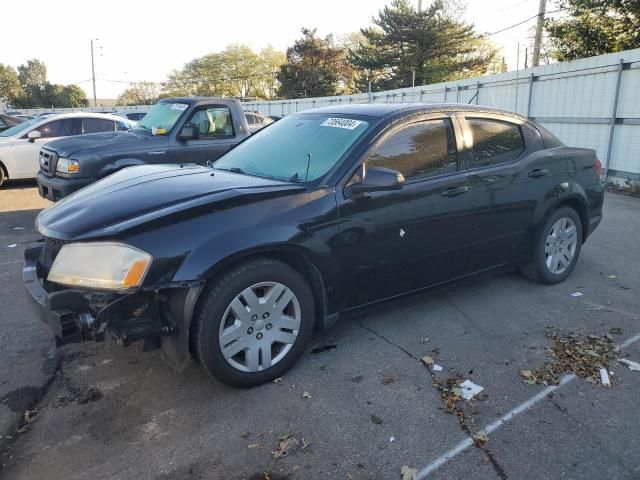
[528,168,549,178]
[441,186,470,197]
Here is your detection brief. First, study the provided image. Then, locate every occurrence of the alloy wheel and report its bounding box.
[218,281,301,372]
[545,217,578,275]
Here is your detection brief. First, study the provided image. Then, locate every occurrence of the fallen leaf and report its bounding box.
[248,443,263,449]
[473,431,488,446]
[302,391,311,399]
[351,375,363,383]
[381,374,395,385]
[609,327,623,335]
[420,337,430,344]
[370,414,383,425]
[521,370,534,379]
[301,437,311,451]
[421,355,434,366]
[400,465,418,480]
[272,437,299,459]
[606,274,617,279]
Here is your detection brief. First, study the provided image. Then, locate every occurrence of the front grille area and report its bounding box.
[39,148,58,177]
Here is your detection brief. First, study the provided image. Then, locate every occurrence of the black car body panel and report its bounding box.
[36,97,251,201]
[24,103,605,370]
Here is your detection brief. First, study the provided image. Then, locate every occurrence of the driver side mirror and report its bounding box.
[27,130,42,143]
[179,125,199,141]
[349,167,405,195]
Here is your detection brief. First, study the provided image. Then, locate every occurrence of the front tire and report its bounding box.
[192,258,315,387]
[0,166,5,188]
[520,206,583,284]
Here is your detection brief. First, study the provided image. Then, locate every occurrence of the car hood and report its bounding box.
[36,164,304,240]
[43,130,159,158]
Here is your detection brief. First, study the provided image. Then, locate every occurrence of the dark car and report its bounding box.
[36,97,250,201]
[23,103,604,387]
[0,114,24,133]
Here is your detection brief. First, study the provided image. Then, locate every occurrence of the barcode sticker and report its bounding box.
[321,118,363,130]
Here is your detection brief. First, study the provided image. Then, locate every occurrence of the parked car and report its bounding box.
[0,113,132,187]
[113,111,147,122]
[0,114,24,133]
[269,115,284,122]
[245,111,273,133]
[14,114,35,121]
[36,97,250,201]
[24,103,604,387]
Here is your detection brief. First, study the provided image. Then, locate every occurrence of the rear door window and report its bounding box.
[82,118,116,134]
[37,119,73,138]
[366,118,458,181]
[467,118,524,168]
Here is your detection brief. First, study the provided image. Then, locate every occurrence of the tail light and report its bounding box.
[594,158,603,179]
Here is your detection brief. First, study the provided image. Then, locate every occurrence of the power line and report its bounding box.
[481,7,566,37]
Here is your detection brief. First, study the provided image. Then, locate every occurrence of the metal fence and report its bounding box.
[242,48,640,182]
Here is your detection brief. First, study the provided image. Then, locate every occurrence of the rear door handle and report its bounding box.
[441,186,470,197]
[528,168,549,178]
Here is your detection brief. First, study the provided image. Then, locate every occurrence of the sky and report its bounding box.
[1,0,566,100]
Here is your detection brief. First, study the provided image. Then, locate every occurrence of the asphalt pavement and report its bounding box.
[0,183,638,480]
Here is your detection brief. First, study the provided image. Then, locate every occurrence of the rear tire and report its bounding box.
[519,207,583,284]
[0,165,5,188]
[192,258,315,387]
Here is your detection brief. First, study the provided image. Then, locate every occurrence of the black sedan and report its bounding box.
[24,103,604,387]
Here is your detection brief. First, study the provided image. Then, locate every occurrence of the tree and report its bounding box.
[349,0,495,91]
[17,59,47,99]
[277,28,353,98]
[163,44,286,100]
[546,0,640,61]
[117,81,162,105]
[58,85,88,108]
[0,64,23,105]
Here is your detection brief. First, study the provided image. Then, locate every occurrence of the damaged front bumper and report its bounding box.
[23,245,174,348]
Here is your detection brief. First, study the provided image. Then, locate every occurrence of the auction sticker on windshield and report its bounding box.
[170,103,188,111]
[321,118,363,130]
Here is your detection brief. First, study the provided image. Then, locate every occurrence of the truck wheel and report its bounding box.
[192,258,315,387]
[519,206,583,284]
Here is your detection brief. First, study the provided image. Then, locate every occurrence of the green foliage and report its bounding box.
[546,0,640,61]
[117,81,162,106]
[0,64,23,104]
[163,44,285,100]
[2,58,87,108]
[349,0,495,91]
[277,28,353,99]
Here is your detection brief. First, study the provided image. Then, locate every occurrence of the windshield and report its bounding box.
[214,113,371,182]
[134,102,188,135]
[0,118,38,137]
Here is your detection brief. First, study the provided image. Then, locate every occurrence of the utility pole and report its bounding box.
[532,0,546,67]
[418,0,422,11]
[90,39,97,107]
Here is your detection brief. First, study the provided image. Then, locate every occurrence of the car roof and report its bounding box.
[159,96,239,106]
[302,103,528,122]
[33,112,126,122]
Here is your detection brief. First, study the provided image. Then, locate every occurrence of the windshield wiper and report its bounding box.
[288,172,303,183]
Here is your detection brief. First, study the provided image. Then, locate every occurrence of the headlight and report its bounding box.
[48,242,152,291]
[56,157,80,174]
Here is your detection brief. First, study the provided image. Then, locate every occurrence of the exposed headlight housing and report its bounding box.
[56,157,80,174]
[48,242,152,291]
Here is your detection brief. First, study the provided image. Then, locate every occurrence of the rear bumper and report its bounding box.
[23,246,88,346]
[36,172,96,202]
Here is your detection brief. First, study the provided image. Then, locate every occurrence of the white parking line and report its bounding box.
[416,331,640,479]
[0,260,21,266]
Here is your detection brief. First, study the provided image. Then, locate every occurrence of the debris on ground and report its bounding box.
[606,273,617,279]
[351,375,364,383]
[609,327,624,335]
[301,437,311,451]
[523,331,617,385]
[381,374,395,385]
[433,377,466,425]
[400,465,418,480]
[371,414,383,425]
[570,291,584,297]
[618,358,640,371]
[459,380,484,400]
[432,364,443,372]
[13,227,25,230]
[271,436,299,459]
[599,368,611,387]
[247,443,263,449]
[310,344,337,354]
[302,391,311,399]
[272,377,282,384]
[7,244,16,248]
[390,436,395,442]
[472,431,488,447]
[421,355,434,366]
[420,337,430,344]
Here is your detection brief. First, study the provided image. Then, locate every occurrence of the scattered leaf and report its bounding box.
[609,327,623,335]
[421,355,434,366]
[400,465,418,480]
[381,374,395,385]
[370,414,383,425]
[351,375,363,383]
[302,391,311,399]
[248,443,263,449]
[301,437,311,451]
[272,436,299,459]
[472,431,488,446]
[606,274,617,279]
[420,337,430,344]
